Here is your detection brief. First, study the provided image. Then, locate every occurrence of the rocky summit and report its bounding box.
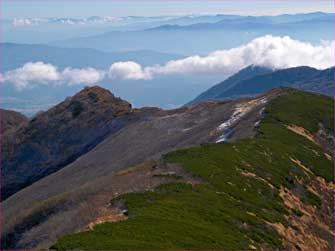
[1,86,132,200]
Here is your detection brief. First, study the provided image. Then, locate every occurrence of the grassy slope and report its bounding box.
[52,90,333,250]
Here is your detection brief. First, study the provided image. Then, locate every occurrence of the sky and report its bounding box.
[1,0,334,19]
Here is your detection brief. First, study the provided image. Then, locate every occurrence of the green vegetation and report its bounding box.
[52,90,333,250]
[265,91,333,134]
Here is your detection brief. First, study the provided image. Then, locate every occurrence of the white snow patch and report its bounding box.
[215,97,268,143]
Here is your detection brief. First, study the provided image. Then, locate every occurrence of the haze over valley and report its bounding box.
[1,11,334,115]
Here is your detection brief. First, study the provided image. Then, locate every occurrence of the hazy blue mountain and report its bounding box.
[150,12,334,30]
[51,28,331,55]
[50,12,334,55]
[188,66,334,104]
[0,14,240,44]
[0,43,183,71]
[1,43,223,116]
[187,65,273,105]
[3,12,332,45]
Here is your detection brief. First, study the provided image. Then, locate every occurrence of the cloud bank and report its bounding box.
[2,62,60,90]
[2,35,334,90]
[2,62,105,90]
[108,61,151,80]
[62,67,105,86]
[116,35,334,79]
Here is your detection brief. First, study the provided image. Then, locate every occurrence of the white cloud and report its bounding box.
[143,35,334,78]
[108,61,152,80]
[2,62,60,90]
[106,35,334,80]
[2,62,105,90]
[61,67,105,86]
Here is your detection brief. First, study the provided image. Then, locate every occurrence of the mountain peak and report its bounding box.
[2,85,132,200]
[54,86,132,119]
[69,85,118,103]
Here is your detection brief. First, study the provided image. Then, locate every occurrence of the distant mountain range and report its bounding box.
[50,12,334,55]
[0,43,183,71]
[188,66,334,105]
[7,12,332,29]
[149,12,334,31]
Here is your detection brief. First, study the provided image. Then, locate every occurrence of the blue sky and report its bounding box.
[1,0,334,19]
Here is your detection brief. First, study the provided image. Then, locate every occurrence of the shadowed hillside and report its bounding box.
[188,66,334,105]
[1,109,28,134]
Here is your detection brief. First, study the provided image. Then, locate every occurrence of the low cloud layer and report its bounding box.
[2,62,60,90]
[115,35,334,79]
[108,61,151,80]
[62,67,105,86]
[2,35,334,90]
[2,62,105,90]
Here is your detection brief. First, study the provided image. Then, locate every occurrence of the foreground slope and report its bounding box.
[188,66,334,105]
[2,88,278,249]
[53,90,333,250]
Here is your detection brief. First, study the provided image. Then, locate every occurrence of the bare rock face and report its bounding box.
[1,109,28,134]
[1,86,132,200]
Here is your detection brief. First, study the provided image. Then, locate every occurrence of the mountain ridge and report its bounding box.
[1,86,333,250]
[2,86,288,249]
[2,87,332,250]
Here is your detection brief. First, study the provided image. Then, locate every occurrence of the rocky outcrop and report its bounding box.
[1,86,132,200]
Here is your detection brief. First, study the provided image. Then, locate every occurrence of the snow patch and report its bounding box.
[215,97,268,143]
